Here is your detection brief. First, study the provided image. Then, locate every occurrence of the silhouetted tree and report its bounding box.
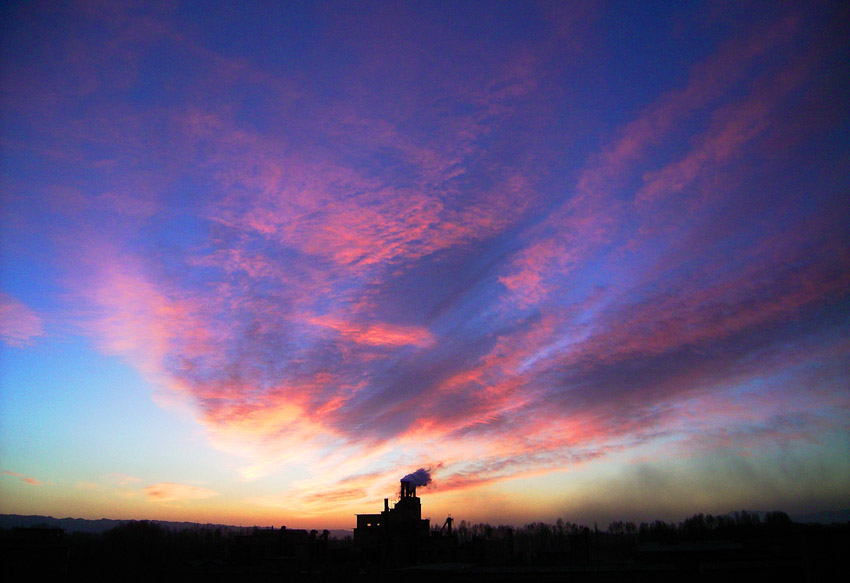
[764,511,792,527]
[102,520,169,573]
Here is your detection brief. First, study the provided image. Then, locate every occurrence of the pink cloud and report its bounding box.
[210,150,525,271]
[637,47,814,204]
[583,248,850,363]
[0,293,44,347]
[83,257,213,378]
[498,13,804,308]
[579,13,800,198]
[403,329,848,497]
[2,471,41,486]
[16,1,841,509]
[308,315,433,347]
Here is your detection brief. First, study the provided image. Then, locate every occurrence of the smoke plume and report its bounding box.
[400,468,432,487]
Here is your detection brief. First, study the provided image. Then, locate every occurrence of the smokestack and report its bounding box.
[384,498,389,512]
[399,468,432,499]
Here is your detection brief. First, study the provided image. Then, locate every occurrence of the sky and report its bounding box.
[1,0,849,529]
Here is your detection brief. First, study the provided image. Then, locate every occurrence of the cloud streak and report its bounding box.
[2,471,41,486]
[144,483,219,502]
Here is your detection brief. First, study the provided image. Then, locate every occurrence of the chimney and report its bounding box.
[400,480,417,498]
[384,498,389,512]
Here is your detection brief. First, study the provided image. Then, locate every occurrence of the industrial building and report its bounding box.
[354,477,454,565]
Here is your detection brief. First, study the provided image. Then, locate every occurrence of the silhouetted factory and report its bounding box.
[354,473,455,565]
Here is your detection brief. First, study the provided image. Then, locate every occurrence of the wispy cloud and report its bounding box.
[144,482,219,502]
[67,2,846,495]
[0,293,44,347]
[2,0,847,512]
[2,471,41,486]
[105,473,142,486]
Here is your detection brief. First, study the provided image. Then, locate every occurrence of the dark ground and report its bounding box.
[1,511,847,582]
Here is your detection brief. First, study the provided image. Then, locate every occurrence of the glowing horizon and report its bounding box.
[1,1,848,529]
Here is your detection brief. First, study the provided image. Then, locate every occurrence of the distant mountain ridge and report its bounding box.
[0,514,244,534]
[0,514,353,538]
[791,509,850,525]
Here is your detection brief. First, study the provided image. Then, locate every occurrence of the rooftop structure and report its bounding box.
[354,478,439,565]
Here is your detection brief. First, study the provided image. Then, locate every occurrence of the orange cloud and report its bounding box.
[2,471,41,486]
[301,488,367,505]
[105,473,142,486]
[144,482,219,502]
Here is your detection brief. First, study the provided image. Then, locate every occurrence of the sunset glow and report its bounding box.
[1,1,848,529]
